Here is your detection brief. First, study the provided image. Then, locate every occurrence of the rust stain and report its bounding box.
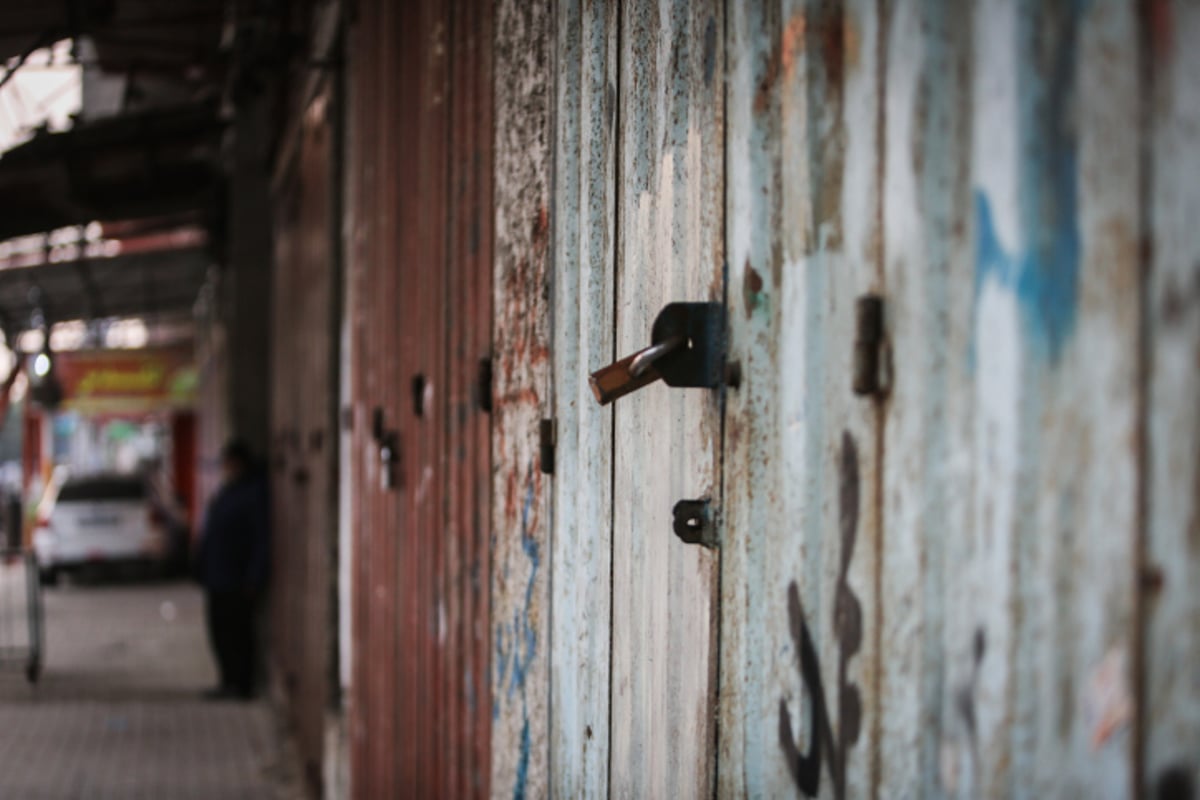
[743,261,764,318]
[816,6,845,89]
[1147,0,1173,61]
[532,204,550,247]
[495,388,540,408]
[756,12,806,114]
[780,13,806,78]
[843,13,860,72]
[505,469,519,523]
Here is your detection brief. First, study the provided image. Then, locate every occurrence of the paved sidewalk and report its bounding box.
[0,578,302,799]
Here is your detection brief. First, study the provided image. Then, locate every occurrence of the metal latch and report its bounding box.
[378,432,400,490]
[372,406,401,490]
[852,294,887,396]
[589,302,727,405]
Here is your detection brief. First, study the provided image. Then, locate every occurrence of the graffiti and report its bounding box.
[972,5,1085,365]
[779,431,863,798]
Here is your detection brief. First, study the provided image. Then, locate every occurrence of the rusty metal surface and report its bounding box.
[443,0,494,792]
[347,1,398,793]
[342,1,494,797]
[269,79,338,794]
[324,1,1194,796]
[490,1,554,797]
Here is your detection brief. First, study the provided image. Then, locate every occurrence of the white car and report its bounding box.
[32,474,171,584]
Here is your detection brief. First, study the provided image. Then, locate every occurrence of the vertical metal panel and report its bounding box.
[344,0,495,796]
[956,2,1139,795]
[549,0,617,795]
[491,0,554,796]
[371,0,401,790]
[392,1,444,792]
[443,1,494,794]
[609,2,724,797]
[876,2,975,796]
[269,80,337,793]
[717,1,1148,797]
[1026,4,1140,793]
[1143,2,1200,795]
[721,1,883,796]
[348,0,400,793]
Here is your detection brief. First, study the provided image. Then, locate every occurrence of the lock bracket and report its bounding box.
[672,499,717,548]
[651,302,727,389]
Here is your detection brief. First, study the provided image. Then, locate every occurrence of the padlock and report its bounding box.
[588,336,684,405]
[589,302,727,406]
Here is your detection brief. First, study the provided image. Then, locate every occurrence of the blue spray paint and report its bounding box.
[974,0,1085,364]
[506,472,540,699]
[513,717,531,800]
[491,463,541,793]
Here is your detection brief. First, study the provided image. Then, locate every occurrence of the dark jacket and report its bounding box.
[197,471,270,593]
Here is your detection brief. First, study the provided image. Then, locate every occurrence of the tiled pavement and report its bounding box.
[0,575,303,799]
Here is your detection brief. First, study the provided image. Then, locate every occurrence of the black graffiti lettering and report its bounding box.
[779,431,863,799]
[779,582,836,796]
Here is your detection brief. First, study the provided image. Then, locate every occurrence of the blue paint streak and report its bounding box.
[973,0,1085,363]
[489,463,541,792]
[504,471,540,699]
[513,717,531,800]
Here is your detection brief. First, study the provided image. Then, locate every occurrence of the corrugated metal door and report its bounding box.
[720,3,884,797]
[346,0,493,796]
[719,2,1149,797]
[500,2,1197,797]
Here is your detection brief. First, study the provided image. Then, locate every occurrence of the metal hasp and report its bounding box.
[372,406,401,490]
[538,418,556,475]
[378,432,400,490]
[672,499,716,548]
[852,294,886,396]
[589,301,727,405]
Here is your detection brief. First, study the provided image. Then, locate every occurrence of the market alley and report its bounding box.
[0,578,300,799]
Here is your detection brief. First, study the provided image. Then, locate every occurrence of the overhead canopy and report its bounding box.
[0,243,210,335]
[0,104,225,241]
[0,1,233,334]
[0,0,225,74]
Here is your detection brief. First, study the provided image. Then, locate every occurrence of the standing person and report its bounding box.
[196,439,269,700]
